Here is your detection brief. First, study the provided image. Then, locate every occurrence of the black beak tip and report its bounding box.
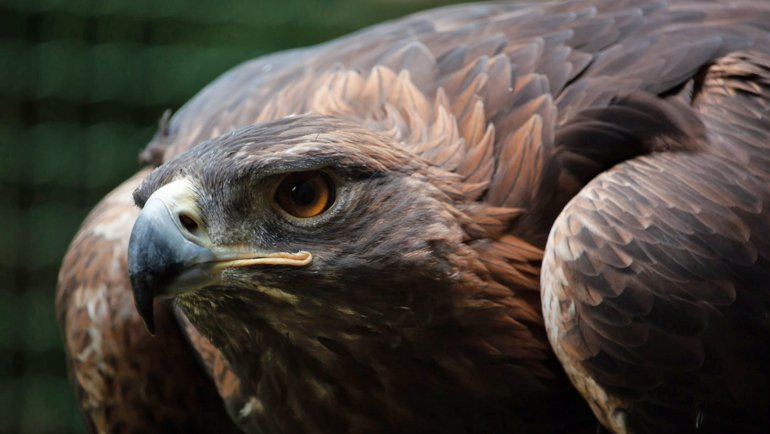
[138,299,156,335]
[145,319,156,336]
[131,275,157,335]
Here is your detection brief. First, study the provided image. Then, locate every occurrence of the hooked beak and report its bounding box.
[127,179,312,334]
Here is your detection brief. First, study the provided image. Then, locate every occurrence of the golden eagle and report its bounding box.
[57,1,770,433]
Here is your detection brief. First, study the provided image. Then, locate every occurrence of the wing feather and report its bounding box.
[543,49,770,434]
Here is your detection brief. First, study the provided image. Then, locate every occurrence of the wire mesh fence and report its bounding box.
[1,0,469,432]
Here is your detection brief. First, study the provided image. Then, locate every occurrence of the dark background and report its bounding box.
[0,0,471,432]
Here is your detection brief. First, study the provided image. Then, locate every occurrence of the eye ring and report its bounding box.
[273,171,336,219]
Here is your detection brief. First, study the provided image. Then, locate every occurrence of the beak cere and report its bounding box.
[127,178,313,335]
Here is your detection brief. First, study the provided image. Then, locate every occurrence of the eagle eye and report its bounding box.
[274,171,335,219]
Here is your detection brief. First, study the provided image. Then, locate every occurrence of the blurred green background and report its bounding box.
[0,0,471,432]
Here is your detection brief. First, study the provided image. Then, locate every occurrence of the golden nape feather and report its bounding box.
[57,1,770,433]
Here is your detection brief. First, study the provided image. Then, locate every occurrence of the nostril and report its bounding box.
[178,213,199,234]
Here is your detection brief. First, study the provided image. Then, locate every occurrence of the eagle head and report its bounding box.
[129,115,468,332]
[127,114,556,431]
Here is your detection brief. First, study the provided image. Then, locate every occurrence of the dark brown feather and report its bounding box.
[543,49,770,433]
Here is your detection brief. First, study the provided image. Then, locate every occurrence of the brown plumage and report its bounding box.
[542,50,770,433]
[56,1,770,433]
[56,171,242,433]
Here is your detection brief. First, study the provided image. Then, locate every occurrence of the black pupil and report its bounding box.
[290,180,317,207]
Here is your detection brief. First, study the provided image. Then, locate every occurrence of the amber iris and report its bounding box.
[274,171,335,218]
